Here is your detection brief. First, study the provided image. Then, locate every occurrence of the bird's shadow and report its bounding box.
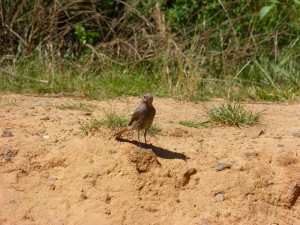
[116,137,187,161]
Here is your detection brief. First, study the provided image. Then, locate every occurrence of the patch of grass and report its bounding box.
[204,102,263,127]
[79,119,104,134]
[0,58,169,99]
[57,102,91,111]
[80,111,128,134]
[99,112,129,130]
[1,42,299,102]
[80,111,161,135]
[246,86,298,101]
[148,124,161,136]
[178,120,208,128]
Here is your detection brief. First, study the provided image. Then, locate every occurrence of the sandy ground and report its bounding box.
[0,94,299,225]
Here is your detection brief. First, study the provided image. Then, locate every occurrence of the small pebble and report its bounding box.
[215,193,224,202]
[278,144,285,148]
[214,162,231,171]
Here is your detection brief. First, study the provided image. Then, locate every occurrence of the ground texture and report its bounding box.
[0,94,300,225]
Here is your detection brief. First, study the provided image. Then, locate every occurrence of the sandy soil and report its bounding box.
[0,94,299,225]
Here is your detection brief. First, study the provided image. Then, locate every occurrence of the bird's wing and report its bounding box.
[128,110,141,126]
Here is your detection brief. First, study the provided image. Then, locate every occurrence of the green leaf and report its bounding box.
[294,0,300,5]
[259,4,276,20]
[75,25,85,34]
[88,32,100,37]
[88,37,93,45]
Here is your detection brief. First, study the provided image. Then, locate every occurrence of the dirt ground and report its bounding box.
[0,94,299,225]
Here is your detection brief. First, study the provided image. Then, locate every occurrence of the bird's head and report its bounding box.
[141,93,154,104]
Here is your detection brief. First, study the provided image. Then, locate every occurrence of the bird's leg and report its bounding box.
[137,130,141,148]
[144,129,148,144]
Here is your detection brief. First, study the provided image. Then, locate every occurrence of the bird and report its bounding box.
[113,93,156,147]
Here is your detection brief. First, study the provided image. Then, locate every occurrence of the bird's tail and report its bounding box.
[113,127,129,137]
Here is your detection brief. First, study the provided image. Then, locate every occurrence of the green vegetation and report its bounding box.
[0,1,299,101]
[57,103,92,111]
[147,124,161,136]
[79,119,103,134]
[80,111,160,135]
[80,111,128,134]
[204,102,263,127]
[178,120,208,128]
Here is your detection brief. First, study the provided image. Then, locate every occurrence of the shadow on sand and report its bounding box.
[116,137,187,161]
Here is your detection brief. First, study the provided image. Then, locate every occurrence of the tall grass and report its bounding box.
[0,1,299,100]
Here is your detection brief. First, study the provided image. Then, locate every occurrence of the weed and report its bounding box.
[204,102,263,127]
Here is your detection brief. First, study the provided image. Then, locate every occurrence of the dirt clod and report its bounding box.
[128,149,160,173]
[5,147,18,157]
[280,181,300,208]
[179,168,197,186]
[2,129,13,137]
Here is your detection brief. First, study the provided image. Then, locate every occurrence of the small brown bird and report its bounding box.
[114,93,156,147]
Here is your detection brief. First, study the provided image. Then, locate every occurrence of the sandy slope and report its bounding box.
[0,94,299,225]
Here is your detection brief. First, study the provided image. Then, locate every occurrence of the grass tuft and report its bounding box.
[148,124,161,135]
[79,119,104,134]
[99,112,129,130]
[80,111,161,135]
[79,111,128,134]
[204,102,263,127]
